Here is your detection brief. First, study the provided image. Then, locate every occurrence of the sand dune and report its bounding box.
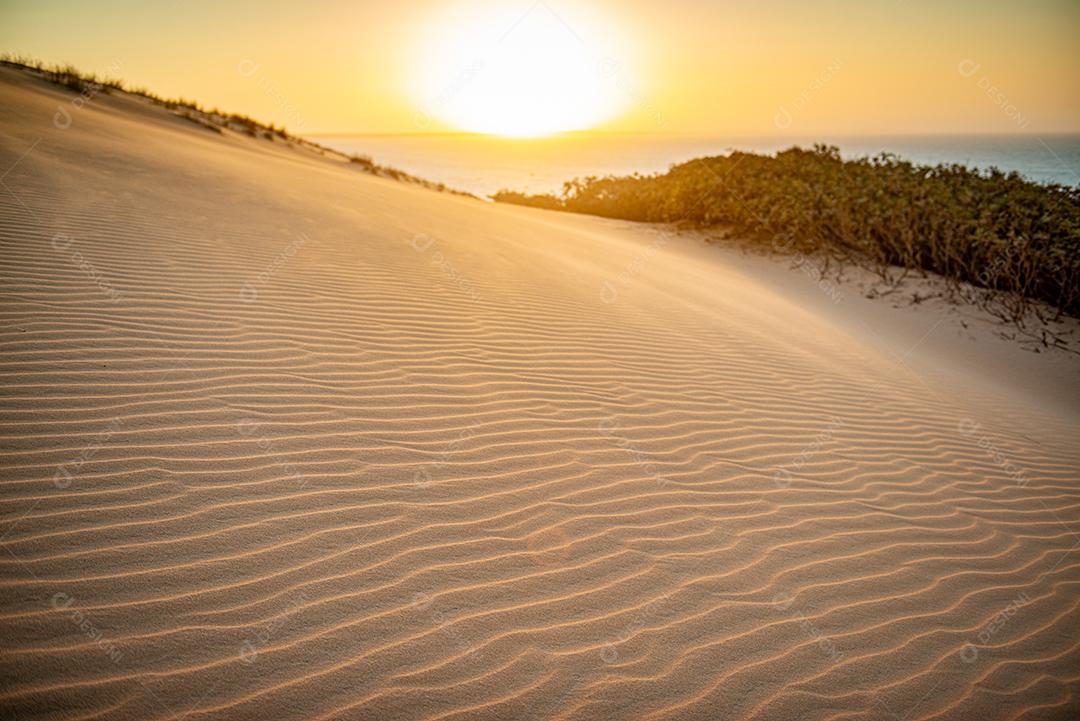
[1,67,1079,721]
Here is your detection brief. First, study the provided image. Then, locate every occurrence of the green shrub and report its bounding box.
[495,145,1080,321]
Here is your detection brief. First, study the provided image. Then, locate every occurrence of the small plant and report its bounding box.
[349,154,375,170]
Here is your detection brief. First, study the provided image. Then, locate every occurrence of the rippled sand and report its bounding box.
[2,67,1079,721]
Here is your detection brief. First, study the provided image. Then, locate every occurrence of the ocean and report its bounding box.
[315,133,1080,199]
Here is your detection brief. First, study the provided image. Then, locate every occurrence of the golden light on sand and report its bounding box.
[410,1,631,137]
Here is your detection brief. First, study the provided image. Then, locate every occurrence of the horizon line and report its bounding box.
[306,129,1080,139]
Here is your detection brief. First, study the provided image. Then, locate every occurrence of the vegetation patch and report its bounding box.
[494,145,1079,337]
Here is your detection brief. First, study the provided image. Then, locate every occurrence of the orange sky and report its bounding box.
[2,0,1078,136]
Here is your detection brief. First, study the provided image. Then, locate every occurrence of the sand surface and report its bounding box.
[2,67,1079,720]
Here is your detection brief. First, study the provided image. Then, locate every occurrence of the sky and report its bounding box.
[1,0,1078,136]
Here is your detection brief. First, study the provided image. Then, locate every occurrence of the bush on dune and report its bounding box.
[490,190,562,211]
[494,145,1080,326]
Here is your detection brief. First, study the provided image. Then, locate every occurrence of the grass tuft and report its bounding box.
[0,54,473,197]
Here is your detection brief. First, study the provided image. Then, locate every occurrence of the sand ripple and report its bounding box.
[1,67,1078,720]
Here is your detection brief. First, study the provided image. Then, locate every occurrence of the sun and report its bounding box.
[411,1,632,138]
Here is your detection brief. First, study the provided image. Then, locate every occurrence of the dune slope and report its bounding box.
[1,68,1079,721]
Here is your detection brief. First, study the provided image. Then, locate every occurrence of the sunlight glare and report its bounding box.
[411,1,632,137]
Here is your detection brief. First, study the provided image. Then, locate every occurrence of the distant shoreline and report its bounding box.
[318,132,1080,199]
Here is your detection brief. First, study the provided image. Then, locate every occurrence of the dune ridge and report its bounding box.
[1,66,1079,720]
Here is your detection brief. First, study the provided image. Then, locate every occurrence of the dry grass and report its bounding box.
[0,55,470,197]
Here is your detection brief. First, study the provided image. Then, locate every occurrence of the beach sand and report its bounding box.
[1,67,1079,720]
